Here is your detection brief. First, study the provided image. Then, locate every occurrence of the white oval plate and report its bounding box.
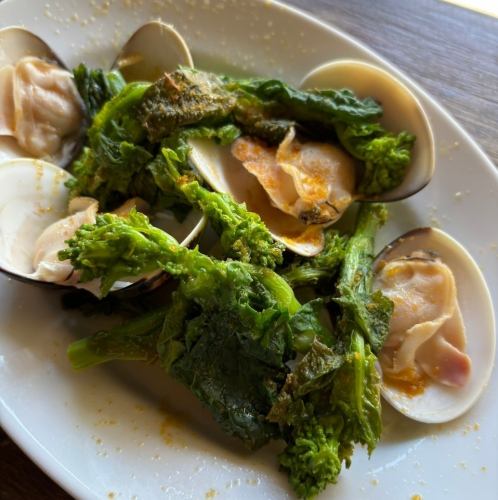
[0,1,497,499]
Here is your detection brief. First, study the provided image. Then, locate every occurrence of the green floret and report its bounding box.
[182,181,284,267]
[280,230,348,288]
[279,417,343,499]
[336,123,416,195]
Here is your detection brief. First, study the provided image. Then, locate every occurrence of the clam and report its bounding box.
[0,158,203,295]
[189,60,435,257]
[373,228,495,423]
[0,26,85,167]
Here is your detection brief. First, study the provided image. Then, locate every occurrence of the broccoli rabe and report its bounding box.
[60,204,391,499]
[336,123,416,195]
[271,204,391,499]
[156,130,284,268]
[227,77,383,125]
[280,230,348,288]
[61,209,304,447]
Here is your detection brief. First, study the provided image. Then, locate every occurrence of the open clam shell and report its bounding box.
[0,26,65,66]
[374,228,495,423]
[112,21,193,80]
[0,158,204,295]
[0,26,85,167]
[300,59,435,202]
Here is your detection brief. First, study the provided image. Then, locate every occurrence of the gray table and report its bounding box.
[1,0,497,498]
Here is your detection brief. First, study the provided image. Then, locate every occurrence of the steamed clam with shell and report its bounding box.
[0,27,85,166]
[0,158,204,295]
[373,228,495,423]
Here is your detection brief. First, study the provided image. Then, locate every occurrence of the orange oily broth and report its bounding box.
[383,368,430,397]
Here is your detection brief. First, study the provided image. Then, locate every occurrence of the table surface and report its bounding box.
[1,0,497,498]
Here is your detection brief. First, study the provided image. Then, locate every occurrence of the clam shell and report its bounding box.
[112,21,193,81]
[374,228,495,423]
[0,26,64,66]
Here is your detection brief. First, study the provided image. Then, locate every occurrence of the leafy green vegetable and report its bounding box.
[73,63,126,118]
[140,69,237,142]
[280,230,348,288]
[269,203,391,499]
[288,299,333,354]
[61,209,304,447]
[334,203,393,353]
[67,82,156,210]
[227,78,383,125]
[336,123,416,195]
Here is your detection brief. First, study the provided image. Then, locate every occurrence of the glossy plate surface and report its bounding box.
[0,1,496,499]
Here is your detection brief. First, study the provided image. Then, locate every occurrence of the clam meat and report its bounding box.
[373,228,495,423]
[32,196,98,285]
[0,27,85,166]
[231,127,356,225]
[374,249,471,392]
